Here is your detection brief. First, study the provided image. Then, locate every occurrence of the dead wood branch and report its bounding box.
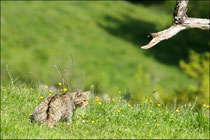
[141,0,210,49]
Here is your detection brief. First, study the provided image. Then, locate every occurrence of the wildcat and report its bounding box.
[30,90,90,128]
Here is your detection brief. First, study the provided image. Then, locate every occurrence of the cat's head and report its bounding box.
[73,90,90,107]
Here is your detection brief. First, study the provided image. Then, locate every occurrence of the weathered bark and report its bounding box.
[173,0,189,24]
[141,0,210,49]
[183,17,209,29]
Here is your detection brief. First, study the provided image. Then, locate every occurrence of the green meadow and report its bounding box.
[1,86,209,139]
[1,1,197,92]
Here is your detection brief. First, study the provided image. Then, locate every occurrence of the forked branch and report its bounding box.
[141,0,210,49]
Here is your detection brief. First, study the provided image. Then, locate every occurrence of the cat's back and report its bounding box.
[31,94,55,123]
[31,93,73,122]
[49,93,74,111]
[55,93,73,106]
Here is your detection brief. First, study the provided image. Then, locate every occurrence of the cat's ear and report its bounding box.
[75,90,81,97]
[86,91,90,96]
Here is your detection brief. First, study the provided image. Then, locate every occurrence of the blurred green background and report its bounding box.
[1,1,209,105]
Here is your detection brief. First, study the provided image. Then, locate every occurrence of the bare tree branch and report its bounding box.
[141,26,186,49]
[141,0,210,49]
[173,0,189,24]
[183,17,210,29]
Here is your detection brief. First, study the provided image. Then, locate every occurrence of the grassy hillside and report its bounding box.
[1,1,196,96]
[1,1,209,139]
[1,86,209,139]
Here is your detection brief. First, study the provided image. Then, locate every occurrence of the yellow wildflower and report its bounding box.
[58,82,62,86]
[128,104,131,107]
[91,121,95,124]
[118,90,121,94]
[45,85,48,89]
[149,110,153,113]
[145,99,148,102]
[25,88,28,91]
[203,104,206,107]
[2,89,6,92]
[158,104,161,107]
[5,114,8,118]
[49,94,52,96]
[112,99,115,102]
[158,111,161,114]
[156,124,160,127]
[40,96,44,99]
[49,90,53,93]
[176,109,180,113]
[108,98,111,101]
[63,88,67,92]
[96,98,99,102]
[98,102,101,105]
[30,88,33,91]
[35,100,38,102]
[207,105,210,108]
[117,109,120,112]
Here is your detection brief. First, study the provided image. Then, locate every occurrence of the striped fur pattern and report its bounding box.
[30,91,90,128]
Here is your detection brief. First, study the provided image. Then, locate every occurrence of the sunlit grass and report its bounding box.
[1,86,209,139]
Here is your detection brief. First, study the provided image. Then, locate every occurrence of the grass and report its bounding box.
[1,85,209,139]
[1,2,209,138]
[2,1,203,95]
